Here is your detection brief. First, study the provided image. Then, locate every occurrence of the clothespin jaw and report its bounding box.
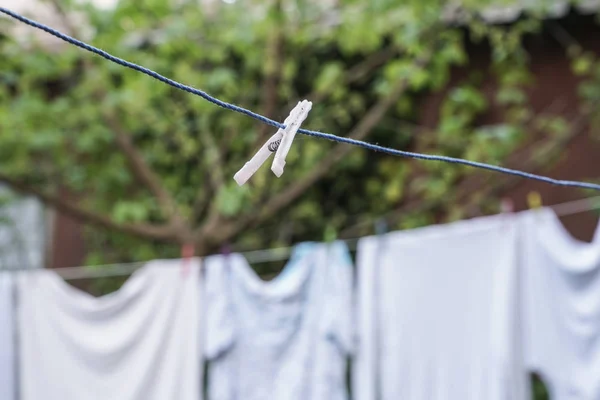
[234,100,312,185]
[271,100,312,177]
[233,132,283,186]
[527,191,542,210]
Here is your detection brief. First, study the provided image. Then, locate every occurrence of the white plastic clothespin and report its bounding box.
[271,100,312,177]
[233,100,312,186]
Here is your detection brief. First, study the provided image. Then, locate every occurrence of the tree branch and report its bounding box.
[346,47,398,84]
[195,59,429,244]
[253,74,422,222]
[305,46,398,108]
[103,113,186,229]
[39,3,191,243]
[0,174,176,242]
[337,98,579,238]
[253,0,284,147]
[456,107,592,218]
[192,127,226,224]
[46,0,79,35]
[394,105,591,227]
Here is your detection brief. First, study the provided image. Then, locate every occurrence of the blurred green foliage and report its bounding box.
[0,0,556,262]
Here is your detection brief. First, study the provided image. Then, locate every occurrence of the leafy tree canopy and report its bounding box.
[0,0,597,267]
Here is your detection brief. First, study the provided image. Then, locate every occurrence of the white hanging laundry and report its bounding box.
[204,242,353,400]
[353,215,528,400]
[18,259,203,400]
[0,273,15,400]
[520,208,600,400]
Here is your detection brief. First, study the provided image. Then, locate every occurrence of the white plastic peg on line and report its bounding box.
[233,105,300,186]
[272,100,312,177]
[233,131,284,186]
[233,100,311,185]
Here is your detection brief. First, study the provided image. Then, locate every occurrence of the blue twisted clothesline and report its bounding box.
[1,7,600,192]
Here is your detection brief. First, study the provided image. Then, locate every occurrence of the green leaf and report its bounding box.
[496,87,527,106]
[216,184,249,217]
[572,54,595,76]
[314,62,344,95]
[112,201,149,223]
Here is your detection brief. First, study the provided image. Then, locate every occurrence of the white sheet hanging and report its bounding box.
[18,259,203,400]
[204,242,353,400]
[520,209,600,399]
[0,273,15,400]
[353,215,528,400]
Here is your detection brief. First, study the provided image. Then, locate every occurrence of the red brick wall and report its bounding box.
[49,189,86,269]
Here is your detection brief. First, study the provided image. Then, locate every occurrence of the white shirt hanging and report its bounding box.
[18,259,203,400]
[520,208,600,399]
[353,215,528,400]
[204,242,353,400]
[0,273,15,400]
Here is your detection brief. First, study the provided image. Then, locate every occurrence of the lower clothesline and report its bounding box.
[1,195,599,280]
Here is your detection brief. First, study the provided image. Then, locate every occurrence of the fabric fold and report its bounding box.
[204,241,353,400]
[0,272,15,400]
[354,215,528,400]
[520,208,600,400]
[18,259,203,400]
